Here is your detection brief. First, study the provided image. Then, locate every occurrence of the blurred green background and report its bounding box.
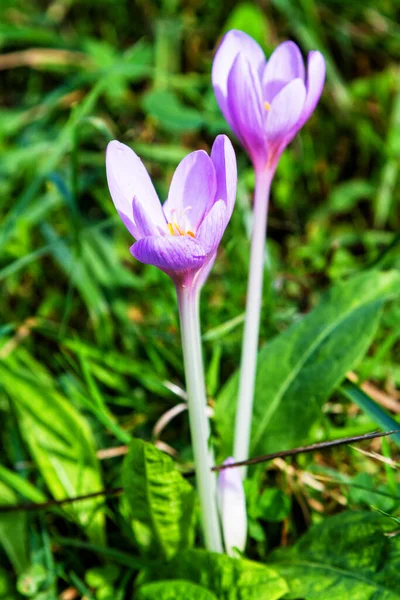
[0,0,399,597]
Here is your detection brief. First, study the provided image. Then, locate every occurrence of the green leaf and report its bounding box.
[136,580,218,600]
[0,359,105,546]
[257,488,291,523]
[122,439,195,559]
[270,510,400,599]
[222,3,270,50]
[216,270,400,455]
[0,482,29,574]
[0,465,47,504]
[0,567,18,600]
[142,89,204,134]
[17,564,47,597]
[346,473,399,512]
[339,381,400,445]
[142,549,288,600]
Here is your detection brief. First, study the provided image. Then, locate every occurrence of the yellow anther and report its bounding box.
[174,221,185,236]
[167,221,195,238]
[264,101,271,111]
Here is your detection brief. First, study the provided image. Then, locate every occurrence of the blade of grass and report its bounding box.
[339,380,400,445]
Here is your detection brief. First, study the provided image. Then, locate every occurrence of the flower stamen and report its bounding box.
[264,101,271,111]
[167,221,195,238]
[166,206,195,237]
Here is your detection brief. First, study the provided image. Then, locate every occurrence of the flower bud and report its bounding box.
[217,457,247,556]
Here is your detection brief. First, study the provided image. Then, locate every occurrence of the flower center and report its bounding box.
[264,101,271,111]
[167,222,195,237]
[166,207,195,238]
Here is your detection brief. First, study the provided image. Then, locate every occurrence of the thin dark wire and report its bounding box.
[0,429,398,514]
[211,429,400,471]
[0,487,124,514]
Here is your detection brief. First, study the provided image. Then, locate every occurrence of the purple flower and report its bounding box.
[106,135,237,285]
[217,458,247,556]
[212,30,326,171]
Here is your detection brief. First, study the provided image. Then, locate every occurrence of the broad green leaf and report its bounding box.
[142,549,288,600]
[136,580,218,600]
[0,359,105,545]
[346,473,399,513]
[216,270,400,455]
[270,510,400,599]
[142,89,204,134]
[122,439,195,559]
[0,482,29,574]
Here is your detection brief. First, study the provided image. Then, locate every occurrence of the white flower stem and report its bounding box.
[233,167,274,476]
[176,283,223,553]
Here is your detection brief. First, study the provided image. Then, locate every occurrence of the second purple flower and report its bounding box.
[212,30,326,170]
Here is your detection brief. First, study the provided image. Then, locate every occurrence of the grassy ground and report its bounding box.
[0,0,399,598]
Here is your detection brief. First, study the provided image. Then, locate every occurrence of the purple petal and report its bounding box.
[194,251,217,290]
[197,200,227,255]
[266,78,306,145]
[227,54,267,168]
[211,135,237,219]
[298,50,326,129]
[132,196,164,238]
[262,41,305,102]
[106,141,165,236]
[165,150,216,232]
[118,210,138,238]
[212,30,266,129]
[131,235,206,272]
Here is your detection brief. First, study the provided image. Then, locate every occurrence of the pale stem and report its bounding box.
[233,167,274,476]
[176,282,223,553]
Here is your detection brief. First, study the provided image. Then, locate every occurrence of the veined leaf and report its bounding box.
[122,439,195,560]
[141,549,288,600]
[216,270,400,455]
[136,580,218,600]
[270,510,400,599]
[0,360,105,546]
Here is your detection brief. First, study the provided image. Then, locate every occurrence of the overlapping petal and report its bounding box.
[211,135,237,219]
[132,196,165,239]
[197,200,227,255]
[106,141,165,235]
[262,41,305,102]
[299,50,326,128]
[166,150,217,232]
[266,78,306,145]
[131,235,206,272]
[212,30,265,128]
[194,251,217,290]
[227,54,267,167]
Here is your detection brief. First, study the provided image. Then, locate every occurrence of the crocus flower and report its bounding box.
[106,135,237,287]
[212,30,326,171]
[217,457,247,556]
